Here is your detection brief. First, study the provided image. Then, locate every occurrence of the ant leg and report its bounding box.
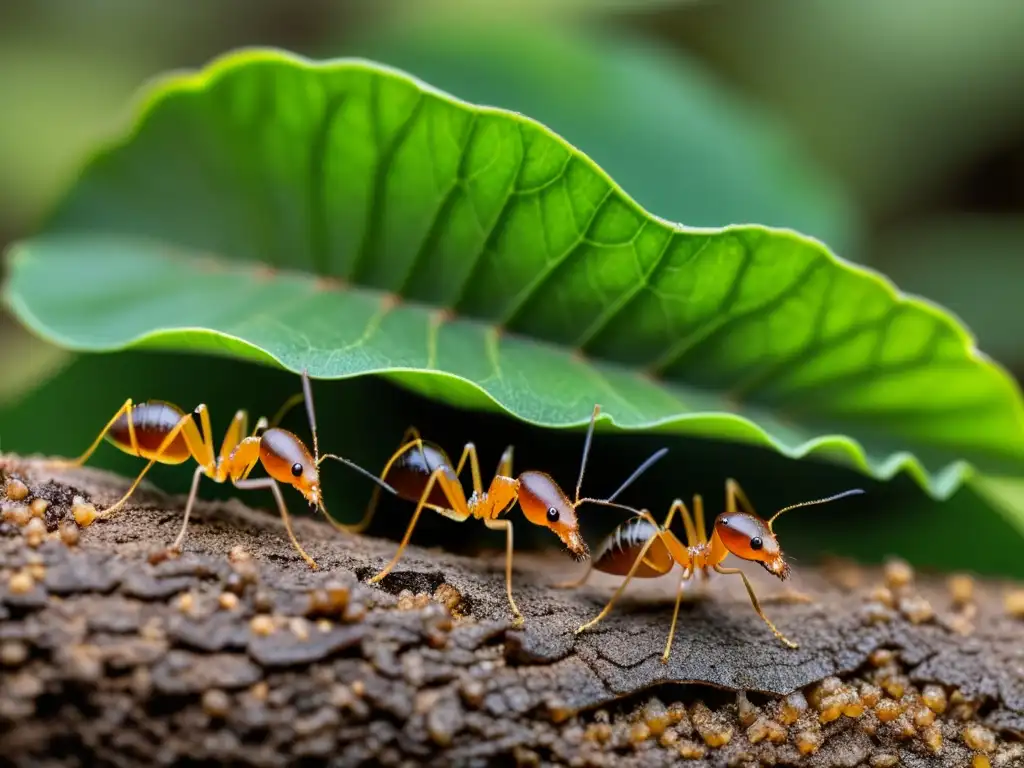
[342,432,433,534]
[714,564,798,649]
[46,399,134,468]
[234,476,318,570]
[495,446,514,478]
[662,567,694,663]
[483,517,524,627]
[452,443,483,497]
[692,494,707,544]
[269,393,304,429]
[168,465,206,553]
[97,413,195,520]
[576,533,662,635]
[368,467,466,584]
[675,498,698,546]
[217,410,249,465]
[725,478,757,516]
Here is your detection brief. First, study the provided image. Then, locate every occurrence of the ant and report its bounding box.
[337,404,668,626]
[563,479,863,660]
[43,370,396,569]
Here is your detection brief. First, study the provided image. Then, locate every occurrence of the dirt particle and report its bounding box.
[949,573,975,605]
[875,699,900,722]
[677,740,706,760]
[71,497,97,527]
[794,727,822,755]
[658,730,679,748]
[870,754,899,767]
[963,723,997,752]
[910,702,936,728]
[921,684,948,714]
[289,617,310,641]
[778,690,808,724]
[690,702,732,748]
[921,723,943,753]
[898,594,935,623]
[4,504,31,527]
[862,601,895,624]
[250,615,275,636]
[883,558,913,589]
[29,498,48,518]
[202,688,231,718]
[1003,589,1024,618]
[628,722,651,744]
[5,477,29,501]
[433,582,463,615]
[868,585,896,608]
[459,678,485,709]
[250,681,269,702]
[735,691,758,727]
[175,592,195,616]
[747,716,786,744]
[642,698,671,735]
[23,516,46,547]
[58,520,80,546]
[8,569,35,594]
[1,640,29,666]
[228,545,251,564]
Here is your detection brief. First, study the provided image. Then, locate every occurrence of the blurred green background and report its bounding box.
[2,0,1023,577]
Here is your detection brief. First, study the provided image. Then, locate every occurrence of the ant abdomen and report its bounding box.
[109,402,191,463]
[386,441,457,507]
[594,517,673,577]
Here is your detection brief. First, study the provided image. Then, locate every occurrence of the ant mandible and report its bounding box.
[43,370,396,569]
[336,404,668,627]
[564,479,863,659]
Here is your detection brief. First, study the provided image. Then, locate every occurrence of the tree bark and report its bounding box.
[1,456,1023,767]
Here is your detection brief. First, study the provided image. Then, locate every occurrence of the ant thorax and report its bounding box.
[467,476,517,520]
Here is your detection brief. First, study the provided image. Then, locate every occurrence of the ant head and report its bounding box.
[517,471,589,561]
[714,488,866,580]
[260,427,321,505]
[714,513,790,580]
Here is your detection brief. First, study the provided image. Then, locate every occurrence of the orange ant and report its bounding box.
[43,370,396,569]
[337,405,668,626]
[563,480,863,659]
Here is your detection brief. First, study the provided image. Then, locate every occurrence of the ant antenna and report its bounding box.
[574,404,600,505]
[318,453,398,495]
[301,369,319,464]
[606,447,668,503]
[766,488,864,533]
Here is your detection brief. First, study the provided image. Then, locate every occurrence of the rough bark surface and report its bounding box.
[1,456,1023,767]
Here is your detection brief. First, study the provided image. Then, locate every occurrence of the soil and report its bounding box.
[1,456,1023,767]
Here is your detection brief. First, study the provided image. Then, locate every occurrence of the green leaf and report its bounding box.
[4,49,1024,501]
[343,20,859,254]
[971,474,1024,541]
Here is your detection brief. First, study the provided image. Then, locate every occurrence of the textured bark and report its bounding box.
[1,456,1023,767]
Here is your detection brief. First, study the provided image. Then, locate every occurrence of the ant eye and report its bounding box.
[546,507,559,522]
[291,462,303,477]
[750,536,763,551]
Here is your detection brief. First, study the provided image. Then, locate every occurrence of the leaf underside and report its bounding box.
[4,49,1024,500]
